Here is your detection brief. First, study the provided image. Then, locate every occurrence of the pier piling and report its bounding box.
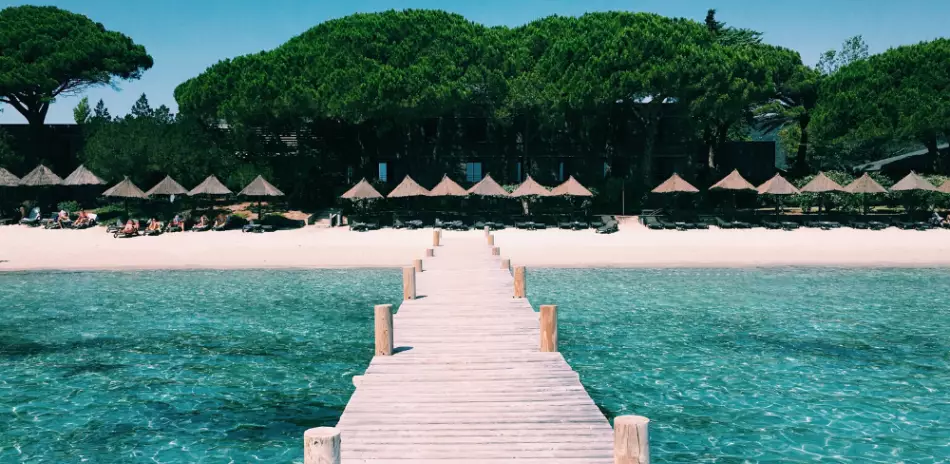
[501,258,510,270]
[539,304,558,352]
[484,225,490,237]
[492,246,500,256]
[425,248,434,257]
[432,230,440,247]
[614,415,650,464]
[413,258,423,273]
[513,265,526,298]
[303,427,341,464]
[402,266,416,300]
[374,304,393,356]
[487,234,495,246]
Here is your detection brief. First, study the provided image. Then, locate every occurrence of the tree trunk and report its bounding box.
[924,132,942,174]
[791,113,811,176]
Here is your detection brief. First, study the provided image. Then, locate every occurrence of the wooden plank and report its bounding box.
[334,235,614,463]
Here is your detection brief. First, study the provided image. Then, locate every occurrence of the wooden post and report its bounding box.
[402,266,416,300]
[614,415,650,464]
[492,246,500,256]
[425,248,434,257]
[501,258,510,270]
[513,266,526,298]
[413,258,423,273]
[539,305,557,352]
[304,427,341,464]
[484,225,490,237]
[487,234,494,246]
[374,304,393,356]
[432,230,440,247]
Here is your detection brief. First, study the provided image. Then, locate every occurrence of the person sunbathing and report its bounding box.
[212,214,227,230]
[73,210,88,228]
[146,218,163,234]
[56,209,70,228]
[120,219,138,235]
[192,215,210,231]
[168,214,184,232]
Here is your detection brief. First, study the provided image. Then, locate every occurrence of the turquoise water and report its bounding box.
[0,270,400,463]
[2,268,949,463]
[531,268,950,463]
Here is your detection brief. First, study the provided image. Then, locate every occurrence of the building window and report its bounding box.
[378,162,388,182]
[558,161,565,182]
[465,162,483,183]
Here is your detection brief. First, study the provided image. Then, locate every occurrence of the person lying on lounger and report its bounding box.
[120,219,139,235]
[212,214,227,230]
[72,210,88,228]
[56,209,71,228]
[145,218,163,235]
[192,215,211,231]
[167,214,185,232]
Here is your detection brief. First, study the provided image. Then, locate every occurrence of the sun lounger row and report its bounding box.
[642,215,947,231]
[349,214,616,232]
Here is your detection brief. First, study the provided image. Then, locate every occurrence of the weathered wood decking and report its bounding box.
[334,233,615,463]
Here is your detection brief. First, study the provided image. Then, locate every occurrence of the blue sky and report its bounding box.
[1,0,947,124]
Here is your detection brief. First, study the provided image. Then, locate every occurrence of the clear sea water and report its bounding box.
[1,268,949,463]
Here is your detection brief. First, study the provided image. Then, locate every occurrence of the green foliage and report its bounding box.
[0,5,153,126]
[813,38,950,171]
[56,200,81,213]
[0,127,19,168]
[73,97,91,125]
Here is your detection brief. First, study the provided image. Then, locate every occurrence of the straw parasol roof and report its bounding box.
[103,177,148,199]
[938,180,950,194]
[510,175,552,197]
[19,164,63,186]
[468,174,509,197]
[843,173,887,194]
[890,171,937,192]
[551,176,594,197]
[189,175,232,196]
[652,173,699,194]
[0,168,19,187]
[757,173,800,195]
[145,175,188,196]
[239,175,285,197]
[710,169,755,191]
[428,175,468,197]
[800,172,843,193]
[387,175,430,198]
[340,178,383,199]
[62,165,106,186]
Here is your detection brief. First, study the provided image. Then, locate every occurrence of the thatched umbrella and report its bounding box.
[800,171,843,216]
[341,178,383,200]
[467,174,509,197]
[0,168,19,187]
[0,168,19,218]
[239,175,285,219]
[651,173,700,215]
[19,164,63,187]
[387,175,429,198]
[428,175,468,197]
[189,175,233,196]
[710,169,756,217]
[757,173,800,215]
[890,171,937,192]
[103,177,148,218]
[62,165,106,186]
[551,176,594,197]
[145,175,188,198]
[652,173,699,194]
[341,178,383,218]
[844,173,888,214]
[510,175,552,197]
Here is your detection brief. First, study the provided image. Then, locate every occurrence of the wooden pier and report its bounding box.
[305,232,649,463]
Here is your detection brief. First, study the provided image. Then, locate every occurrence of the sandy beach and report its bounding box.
[2,218,950,271]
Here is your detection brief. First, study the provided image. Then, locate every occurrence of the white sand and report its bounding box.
[2,218,950,272]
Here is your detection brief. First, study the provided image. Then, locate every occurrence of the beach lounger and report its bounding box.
[642,216,666,230]
[763,221,783,230]
[867,221,888,230]
[658,218,686,231]
[596,216,619,234]
[72,213,98,230]
[242,220,274,233]
[713,217,736,229]
[19,207,41,226]
[192,221,212,232]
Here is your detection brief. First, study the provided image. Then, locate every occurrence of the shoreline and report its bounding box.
[3,221,950,272]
